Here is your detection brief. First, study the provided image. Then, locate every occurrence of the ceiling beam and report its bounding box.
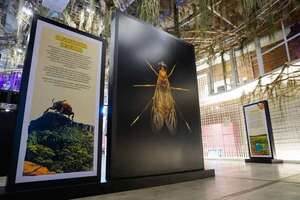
[207,6,237,29]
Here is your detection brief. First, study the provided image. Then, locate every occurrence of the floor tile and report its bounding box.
[227,182,300,200]
[0,177,6,187]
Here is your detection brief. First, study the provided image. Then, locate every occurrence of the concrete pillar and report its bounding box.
[221,52,227,91]
[255,37,265,76]
[207,59,214,95]
[230,49,239,88]
[281,21,291,62]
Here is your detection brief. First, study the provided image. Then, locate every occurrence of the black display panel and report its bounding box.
[0,110,17,176]
[108,11,204,179]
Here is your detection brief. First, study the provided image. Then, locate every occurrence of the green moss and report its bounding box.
[25,125,94,173]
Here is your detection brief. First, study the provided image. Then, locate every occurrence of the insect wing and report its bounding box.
[165,89,177,134]
[151,86,164,132]
[151,83,177,134]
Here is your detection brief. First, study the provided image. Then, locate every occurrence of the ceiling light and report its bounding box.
[86,8,94,14]
[22,7,33,16]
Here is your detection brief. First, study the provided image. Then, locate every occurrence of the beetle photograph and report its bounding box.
[44,98,75,120]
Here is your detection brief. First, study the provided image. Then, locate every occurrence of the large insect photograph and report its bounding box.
[109,12,204,179]
[131,60,191,134]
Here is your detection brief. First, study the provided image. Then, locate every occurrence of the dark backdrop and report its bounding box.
[0,110,17,176]
[108,12,204,179]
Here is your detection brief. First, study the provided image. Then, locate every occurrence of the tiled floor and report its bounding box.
[75,160,300,200]
[0,176,6,187]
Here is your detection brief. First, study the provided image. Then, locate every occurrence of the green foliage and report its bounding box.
[26,126,94,173]
[194,0,213,29]
[194,0,266,29]
[37,4,50,17]
[27,143,55,167]
[250,134,270,155]
[139,0,160,26]
[241,0,263,16]
[103,8,113,39]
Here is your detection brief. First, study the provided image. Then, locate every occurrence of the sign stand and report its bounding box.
[7,15,106,191]
[243,101,283,163]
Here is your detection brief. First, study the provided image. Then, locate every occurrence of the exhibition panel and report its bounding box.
[0,0,300,199]
[108,12,205,179]
[7,16,106,189]
[244,101,273,158]
[243,101,281,163]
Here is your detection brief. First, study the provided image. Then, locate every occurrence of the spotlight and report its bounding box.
[86,8,94,14]
[22,7,33,16]
[101,106,106,115]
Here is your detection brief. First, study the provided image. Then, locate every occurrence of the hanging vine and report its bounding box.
[241,63,300,110]
[191,0,300,59]
[138,0,160,26]
[103,7,113,38]
[193,0,213,29]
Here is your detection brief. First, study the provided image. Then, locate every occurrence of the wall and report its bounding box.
[201,99,248,158]
[269,94,300,161]
[199,62,300,161]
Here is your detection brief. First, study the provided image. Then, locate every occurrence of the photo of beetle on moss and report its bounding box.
[11,17,103,185]
[23,98,95,176]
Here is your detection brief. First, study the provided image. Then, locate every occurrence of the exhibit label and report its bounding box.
[244,102,272,158]
[15,18,103,183]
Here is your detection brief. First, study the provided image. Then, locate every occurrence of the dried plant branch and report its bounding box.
[241,64,300,110]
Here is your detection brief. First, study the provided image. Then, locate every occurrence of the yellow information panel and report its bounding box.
[244,102,272,158]
[14,17,104,184]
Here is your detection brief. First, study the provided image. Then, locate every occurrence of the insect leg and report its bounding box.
[133,84,156,88]
[174,103,192,133]
[168,64,176,77]
[131,98,153,126]
[171,87,189,92]
[44,107,50,114]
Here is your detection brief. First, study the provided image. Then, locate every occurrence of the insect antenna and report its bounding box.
[145,59,159,76]
[131,98,153,126]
